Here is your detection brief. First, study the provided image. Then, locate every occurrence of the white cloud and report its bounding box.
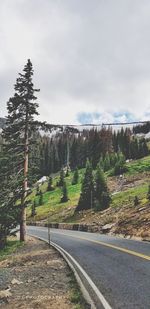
[0,0,150,124]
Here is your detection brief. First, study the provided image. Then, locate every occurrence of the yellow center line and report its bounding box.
[52,231,150,261]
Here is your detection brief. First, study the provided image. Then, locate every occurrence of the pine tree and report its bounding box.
[72,168,79,185]
[0,153,19,248]
[117,152,125,164]
[109,152,117,166]
[94,165,111,210]
[142,139,149,157]
[138,140,144,158]
[47,176,54,191]
[60,181,69,203]
[57,168,65,187]
[39,190,44,206]
[36,185,40,196]
[65,166,70,177]
[95,165,107,200]
[76,159,94,211]
[31,200,37,217]
[99,156,104,170]
[103,153,111,172]
[2,59,40,241]
[130,138,138,159]
[113,152,126,176]
[100,192,111,210]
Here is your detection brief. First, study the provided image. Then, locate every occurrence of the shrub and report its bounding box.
[134,195,139,206]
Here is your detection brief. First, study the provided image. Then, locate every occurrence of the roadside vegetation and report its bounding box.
[0,238,23,261]
[68,271,89,309]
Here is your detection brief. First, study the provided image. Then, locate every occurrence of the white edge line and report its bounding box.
[28,233,112,309]
[28,234,96,309]
[51,241,97,309]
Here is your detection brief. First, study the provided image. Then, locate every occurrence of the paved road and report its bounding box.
[27,226,150,309]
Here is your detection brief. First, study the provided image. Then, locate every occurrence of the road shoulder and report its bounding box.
[0,236,88,309]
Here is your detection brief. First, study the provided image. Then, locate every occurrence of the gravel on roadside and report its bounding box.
[0,236,83,309]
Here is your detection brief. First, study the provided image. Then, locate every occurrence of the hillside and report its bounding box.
[27,156,150,240]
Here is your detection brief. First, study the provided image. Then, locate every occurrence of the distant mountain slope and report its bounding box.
[0,117,149,135]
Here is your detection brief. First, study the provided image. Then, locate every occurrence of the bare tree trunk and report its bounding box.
[20,205,26,241]
[20,112,28,242]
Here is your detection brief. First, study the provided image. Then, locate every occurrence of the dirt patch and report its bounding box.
[74,202,150,240]
[0,237,77,309]
[108,172,150,193]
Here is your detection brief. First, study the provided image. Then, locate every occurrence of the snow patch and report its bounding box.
[37,176,48,184]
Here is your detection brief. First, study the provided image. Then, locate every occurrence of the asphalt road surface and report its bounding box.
[27,226,150,309]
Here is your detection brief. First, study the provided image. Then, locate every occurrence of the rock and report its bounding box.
[0,288,12,300]
[11,278,23,285]
[101,223,116,232]
[138,207,147,212]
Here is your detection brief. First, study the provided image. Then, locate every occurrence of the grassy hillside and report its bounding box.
[126,155,150,174]
[111,182,148,208]
[27,156,150,223]
[27,169,83,222]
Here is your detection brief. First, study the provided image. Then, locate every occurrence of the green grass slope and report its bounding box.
[27,155,150,223]
[126,155,150,174]
[27,169,83,222]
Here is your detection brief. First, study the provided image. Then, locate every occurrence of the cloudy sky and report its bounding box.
[0,0,150,124]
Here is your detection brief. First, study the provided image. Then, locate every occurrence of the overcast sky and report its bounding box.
[0,0,150,124]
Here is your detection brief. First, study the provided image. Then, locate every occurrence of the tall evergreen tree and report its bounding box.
[47,176,54,191]
[36,185,40,196]
[39,190,44,206]
[76,159,94,211]
[94,164,111,210]
[100,191,111,210]
[95,165,107,200]
[31,200,37,217]
[0,153,19,248]
[57,168,65,187]
[72,168,79,185]
[113,152,126,176]
[103,153,111,172]
[99,156,104,170]
[65,166,70,177]
[2,59,40,241]
[60,181,69,203]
